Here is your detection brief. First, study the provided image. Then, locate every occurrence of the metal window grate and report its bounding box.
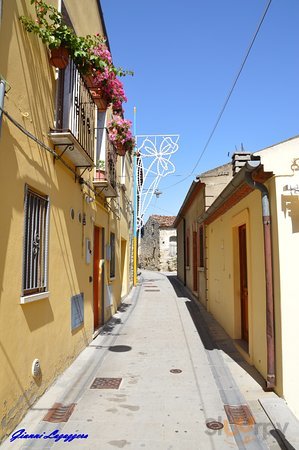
[22,186,49,295]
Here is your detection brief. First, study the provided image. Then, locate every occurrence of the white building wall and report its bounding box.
[159,229,177,272]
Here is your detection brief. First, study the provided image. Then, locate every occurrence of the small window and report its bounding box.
[110,232,116,278]
[199,225,204,268]
[22,186,49,296]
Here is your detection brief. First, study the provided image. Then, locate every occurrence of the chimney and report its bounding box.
[232,151,261,176]
[232,151,252,176]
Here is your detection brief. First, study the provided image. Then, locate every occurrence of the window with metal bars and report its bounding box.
[22,186,49,296]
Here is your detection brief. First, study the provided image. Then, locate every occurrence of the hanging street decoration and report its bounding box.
[135,135,180,231]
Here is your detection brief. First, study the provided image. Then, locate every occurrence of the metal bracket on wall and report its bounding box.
[53,144,74,164]
[76,166,93,181]
[95,186,107,197]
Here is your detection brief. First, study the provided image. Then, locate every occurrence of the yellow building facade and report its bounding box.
[204,137,299,418]
[174,164,232,306]
[0,0,133,442]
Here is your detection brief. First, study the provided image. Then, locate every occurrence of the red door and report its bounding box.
[93,226,103,330]
[239,224,248,342]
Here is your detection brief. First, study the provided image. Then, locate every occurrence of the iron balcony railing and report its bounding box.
[56,59,96,160]
[106,133,117,190]
[93,128,118,197]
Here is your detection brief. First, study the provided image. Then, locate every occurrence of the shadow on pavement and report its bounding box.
[167,274,267,391]
[98,302,131,336]
[118,302,132,312]
[270,429,296,450]
[100,317,122,335]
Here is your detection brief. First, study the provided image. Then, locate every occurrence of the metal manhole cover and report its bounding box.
[224,404,255,425]
[90,377,122,389]
[206,421,224,430]
[108,345,132,352]
[170,369,182,374]
[43,403,76,423]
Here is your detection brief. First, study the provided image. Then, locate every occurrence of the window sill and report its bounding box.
[20,291,50,304]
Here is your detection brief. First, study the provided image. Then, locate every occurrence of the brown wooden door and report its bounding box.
[239,224,248,342]
[193,231,198,292]
[93,226,103,330]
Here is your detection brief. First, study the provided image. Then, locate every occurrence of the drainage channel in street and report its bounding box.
[13,279,144,450]
[170,275,270,449]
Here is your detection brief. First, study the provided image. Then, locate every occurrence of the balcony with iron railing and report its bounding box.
[48,58,119,197]
[49,59,96,167]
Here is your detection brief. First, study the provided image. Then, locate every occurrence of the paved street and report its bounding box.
[2,271,298,450]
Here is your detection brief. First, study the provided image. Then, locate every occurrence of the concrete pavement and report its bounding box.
[2,271,298,450]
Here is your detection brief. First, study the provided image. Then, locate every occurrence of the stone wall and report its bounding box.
[139,216,160,270]
[139,216,177,271]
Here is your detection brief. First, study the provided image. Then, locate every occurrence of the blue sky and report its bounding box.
[101,0,299,220]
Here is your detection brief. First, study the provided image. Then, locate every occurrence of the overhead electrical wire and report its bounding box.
[162,0,272,191]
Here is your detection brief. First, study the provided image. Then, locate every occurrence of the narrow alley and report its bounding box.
[2,271,298,450]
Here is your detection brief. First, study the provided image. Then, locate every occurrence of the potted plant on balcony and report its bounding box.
[90,67,128,112]
[19,0,75,69]
[107,116,135,156]
[20,0,133,78]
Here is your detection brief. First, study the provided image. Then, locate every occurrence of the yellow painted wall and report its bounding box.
[255,137,299,417]
[176,164,232,305]
[183,187,203,295]
[63,0,105,37]
[206,137,299,414]
[176,220,185,283]
[0,0,133,441]
[207,191,268,381]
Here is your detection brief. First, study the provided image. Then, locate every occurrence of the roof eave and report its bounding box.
[198,160,273,225]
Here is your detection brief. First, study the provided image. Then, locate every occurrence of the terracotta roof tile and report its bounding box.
[150,215,176,228]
